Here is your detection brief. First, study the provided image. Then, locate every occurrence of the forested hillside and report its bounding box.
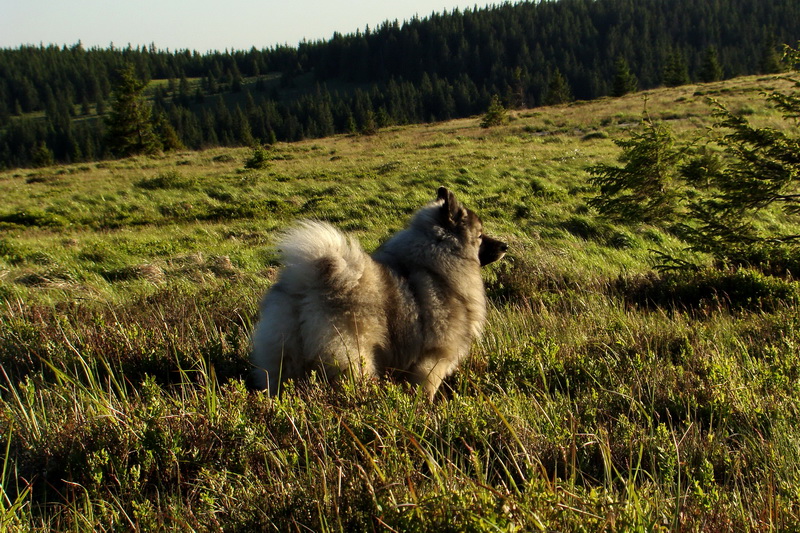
[1,0,799,169]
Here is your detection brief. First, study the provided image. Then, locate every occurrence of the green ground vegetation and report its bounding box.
[1,74,800,531]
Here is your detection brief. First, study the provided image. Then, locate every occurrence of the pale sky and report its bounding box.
[1,0,522,52]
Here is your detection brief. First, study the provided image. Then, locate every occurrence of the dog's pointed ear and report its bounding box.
[437,187,464,225]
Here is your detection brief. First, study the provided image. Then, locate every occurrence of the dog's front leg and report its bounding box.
[410,352,456,400]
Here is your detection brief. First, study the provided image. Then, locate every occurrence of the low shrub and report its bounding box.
[135,170,197,190]
[715,242,800,277]
[0,209,67,228]
[614,267,799,311]
[561,215,614,242]
[243,146,271,169]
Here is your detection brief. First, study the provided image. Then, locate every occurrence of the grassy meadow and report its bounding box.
[1,75,800,531]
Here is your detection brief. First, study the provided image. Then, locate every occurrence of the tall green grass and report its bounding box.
[1,75,799,530]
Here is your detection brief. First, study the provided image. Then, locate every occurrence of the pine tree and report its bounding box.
[663,50,690,87]
[376,106,392,129]
[543,68,573,106]
[178,75,191,106]
[480,94,508,128]
[511,66,527,109]
[360,109,378,135]
[611,56,638,97]
[588,119,682,223]
[31,142,55,167]
[80,96,91,116]
[345,112,357,134]
[152,111,184,151]
[685,46,800,260]
[232,106,255,145]
[699,46,724,82]
[759,41,784,74]
[105,64,160,157]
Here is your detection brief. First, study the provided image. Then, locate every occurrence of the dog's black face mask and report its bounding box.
[479,235,508,266]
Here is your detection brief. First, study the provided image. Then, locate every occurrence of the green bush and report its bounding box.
[561,215,613,241]
[0,208,67,228]
[581,131,609,141]
[135,170,197,190]
[243,146,271,169]
[614,268,799,311]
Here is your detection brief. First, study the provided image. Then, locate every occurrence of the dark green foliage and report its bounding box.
[243,145,271,169]
[543,68,573,106]
[614,268,799,311]
[699,47,725,83]
[710,107,800,213]
[152,110,184,152]
[714,242,800,276]
[681,48,800,262]
[561,215,609,241]
[30,142,55,168]
[588,119,682,223]
[105,64,161,158]
[679,148,724,189]
[135,170,197,190]
[359,109,378,135]
[663,50,691,87]
[767,44,800,118]
[480,95,508,128]
[592,44,800,288]
[759,41,785,74]
[581,131,609,141]
[611,57,638,97]
[0,209,67,228]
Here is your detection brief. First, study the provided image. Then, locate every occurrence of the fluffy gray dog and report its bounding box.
[250,187,507,398]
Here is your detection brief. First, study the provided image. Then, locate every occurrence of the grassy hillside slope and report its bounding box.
[1,75,799,531]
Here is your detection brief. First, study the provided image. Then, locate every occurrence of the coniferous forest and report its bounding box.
[1,0,799,169]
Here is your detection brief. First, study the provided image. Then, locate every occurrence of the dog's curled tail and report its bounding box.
[277,220,370,291]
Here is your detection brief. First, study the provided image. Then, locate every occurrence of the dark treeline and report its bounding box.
[1,0,799,169]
